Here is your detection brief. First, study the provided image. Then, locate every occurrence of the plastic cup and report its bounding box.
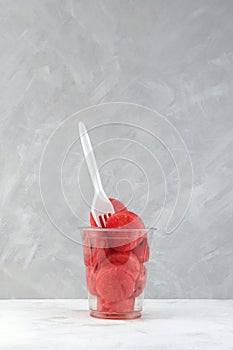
[82,227,154,320]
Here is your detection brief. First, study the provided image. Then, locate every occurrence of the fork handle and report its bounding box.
[79,122,104,193]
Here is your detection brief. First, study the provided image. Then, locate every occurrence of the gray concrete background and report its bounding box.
[0,0,233,298]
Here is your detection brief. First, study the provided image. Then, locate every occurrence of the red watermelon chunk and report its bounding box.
[97,297,135,313]
[82,231,107,267]
[96,264,135,302]
[133,236,150,263]
[105,250,140,280]
[83,244,107,268]
[106,210,144,251]
[132,265,147,297]
[90,198,126,227]
[86,266,98,296]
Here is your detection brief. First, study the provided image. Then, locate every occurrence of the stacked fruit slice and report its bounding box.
[83,198,150,314]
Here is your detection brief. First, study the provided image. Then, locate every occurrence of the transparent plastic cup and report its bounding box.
[82,227,154,320]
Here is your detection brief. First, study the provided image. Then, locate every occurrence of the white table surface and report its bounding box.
[0,299,232,350]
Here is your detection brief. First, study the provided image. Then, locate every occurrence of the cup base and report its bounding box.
[90,309,141,320]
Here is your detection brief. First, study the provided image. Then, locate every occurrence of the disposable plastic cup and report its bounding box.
[82,227,154,320]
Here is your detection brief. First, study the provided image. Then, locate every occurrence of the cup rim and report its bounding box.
[80,226,157,232]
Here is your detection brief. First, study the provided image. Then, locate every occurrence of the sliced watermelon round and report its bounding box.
[106,210,144,251]
[82,231,107,267]
[105,250,140,280]
[132,265,147,298]
[133,236,150,263]
[83,244,107,268]
[90,198,126,227]
[97,297,135,313]
[96,264,135,302]
[86,266,98,296]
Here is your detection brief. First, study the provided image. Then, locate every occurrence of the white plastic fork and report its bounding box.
[79,122,115,227]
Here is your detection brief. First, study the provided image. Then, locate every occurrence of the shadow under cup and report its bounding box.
[82,227,155,320]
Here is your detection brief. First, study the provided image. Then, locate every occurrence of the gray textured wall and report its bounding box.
[0,0,233,299]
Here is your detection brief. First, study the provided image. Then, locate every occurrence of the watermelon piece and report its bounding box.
[83,244,107,268]
[106,210,144,251]
[82,231,107,267]
[97,297,135,313]
[109,198,127,213]
[90,198,126,227]
[96,265,135,302]
[86,266,98,296]
[105,250,140,280]
[133,236,150,263]
[132,265,147,297]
